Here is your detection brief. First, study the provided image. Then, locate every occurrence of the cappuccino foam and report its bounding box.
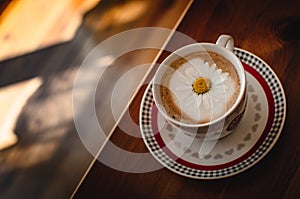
[160,51,240,124]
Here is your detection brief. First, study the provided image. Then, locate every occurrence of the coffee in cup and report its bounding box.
[159,51,240,124]
[152,35,247,140]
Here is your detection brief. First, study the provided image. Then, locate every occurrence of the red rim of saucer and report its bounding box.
[150,63,275,170]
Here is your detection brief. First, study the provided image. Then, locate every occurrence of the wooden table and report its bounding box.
[0,0,192,198]
[73,0,300,198]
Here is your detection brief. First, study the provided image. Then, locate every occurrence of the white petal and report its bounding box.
[188,57,204,68]
[196,62,208,77]
[207,63,217,78]
[196,94,203,108]
[211,72,229,85]
[184,66,199,80]
[202,93,212,110]
[189,58,207,77]
[171,69,192,86]
[210,88,225,101]
[182,92,195,106]
[212,84,226,95]
[219,72,229,80]
[176,85,192,92]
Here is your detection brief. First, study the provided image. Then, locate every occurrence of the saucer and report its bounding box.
[139,48,286,179]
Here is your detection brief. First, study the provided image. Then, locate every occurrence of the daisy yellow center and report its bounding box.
[192,77,211,94]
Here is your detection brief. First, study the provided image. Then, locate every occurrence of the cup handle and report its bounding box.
[216,35,234,52]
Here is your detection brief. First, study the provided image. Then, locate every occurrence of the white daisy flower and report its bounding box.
[167,57,232,123]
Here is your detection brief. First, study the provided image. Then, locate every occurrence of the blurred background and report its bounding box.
[0,0,192,198]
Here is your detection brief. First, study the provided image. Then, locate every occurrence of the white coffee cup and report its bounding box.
[152,35,247,140]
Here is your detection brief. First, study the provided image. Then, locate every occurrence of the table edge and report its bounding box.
[70,0,194,197]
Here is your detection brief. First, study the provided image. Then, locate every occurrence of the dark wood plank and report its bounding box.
[74,0,300,198]
[0,0,10,14]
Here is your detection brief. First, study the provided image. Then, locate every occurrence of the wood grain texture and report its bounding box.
[75,0,300,198]
[0,0,100,61]
[0,0,11,14]
[0,0,193,198]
